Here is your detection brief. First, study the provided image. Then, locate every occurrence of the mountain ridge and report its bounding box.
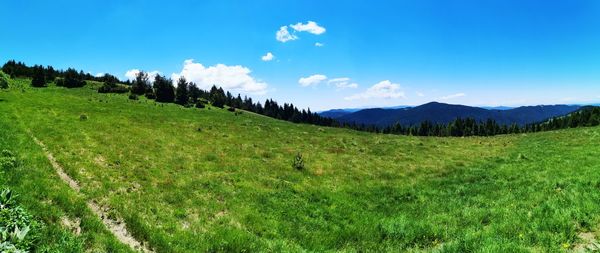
[322,102,581,127]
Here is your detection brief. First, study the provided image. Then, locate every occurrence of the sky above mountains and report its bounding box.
[1,0,600,110]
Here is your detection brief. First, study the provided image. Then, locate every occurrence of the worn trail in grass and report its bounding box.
[1,81,600,252]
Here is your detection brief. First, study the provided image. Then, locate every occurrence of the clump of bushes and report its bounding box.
[227,107,236,112]
[0,150,17,170]
[0,71,9,89]
[98,84,129,94]
[292,153,305,170]
[128,94,139,100]
[145,91,156,99]
[30,65,47,87]
[56,68,85,88]
[79,114,88,121]
[195,101,206,109]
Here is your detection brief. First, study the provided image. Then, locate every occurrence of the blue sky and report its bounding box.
[1,0,600,110]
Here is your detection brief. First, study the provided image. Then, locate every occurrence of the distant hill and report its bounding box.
[319,106,412,119]
[335,102,580,127]
[318,109,359,119]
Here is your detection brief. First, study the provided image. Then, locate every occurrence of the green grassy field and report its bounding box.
[1,79,600,252]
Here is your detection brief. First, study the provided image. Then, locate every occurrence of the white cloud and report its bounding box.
[315,42,324,47]
[298,74,327,87]
[416,91,424,97]
[345,80,405,100]
[124,69,161,82]
[276,21,326,43]
[95,73,105,78]
[440,93,466,100]
[171,59,267,94]
[261,52,274,61]
[276,26,298,42]
[290,21,326,35]
[328,77,358,89]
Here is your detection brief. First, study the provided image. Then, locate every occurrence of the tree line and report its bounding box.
[117,71,340,127]
[381,107,600,137]
[4,60,599,137]
[3,60,95,88]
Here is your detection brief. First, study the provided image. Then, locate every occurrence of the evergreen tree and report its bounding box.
[209,85,226,108]
[175,77,189,105]
[58,68,86,88]
[131,71,150,95]
[153,75,175,103]
[31,65,47,87]
[189,83,201,104]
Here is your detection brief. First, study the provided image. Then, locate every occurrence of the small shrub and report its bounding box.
[292,153,305,170]
[128,94,139,100]
[227,107,236,112]
[55,78,65,87]
[0,150,17,170]
[79,114,88,121]
[145,91,156,99]
[0,71,9,89]
[195,101,205,109]
[97,85,111,93]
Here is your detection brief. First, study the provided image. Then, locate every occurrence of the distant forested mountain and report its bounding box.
[334,102,580,127]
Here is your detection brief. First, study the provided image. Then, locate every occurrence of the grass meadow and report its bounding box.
[1,79,600,252]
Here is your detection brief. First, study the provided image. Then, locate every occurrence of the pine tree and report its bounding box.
[189,83,200,104]
[58,68,86,88]
[31,65,47,87]
[131,71,149,95]
[175,77,189,105]
[153,75,175,103]
[209,85,226,108]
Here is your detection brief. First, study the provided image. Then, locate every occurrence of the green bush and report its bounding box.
[145,91,156,99]
[0,150,17,170]
[0,71,9,89]
[292,153,305,170]
[195,101,206,109]
[129,94,139,100]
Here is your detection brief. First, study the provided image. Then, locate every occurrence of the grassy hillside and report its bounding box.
[1,80,600,252]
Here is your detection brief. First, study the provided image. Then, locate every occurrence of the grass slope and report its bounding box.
[1,80,599,252]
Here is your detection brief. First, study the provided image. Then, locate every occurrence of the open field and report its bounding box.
[1,80,600,252]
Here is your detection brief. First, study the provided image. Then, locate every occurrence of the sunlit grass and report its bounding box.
[1,80,599,252]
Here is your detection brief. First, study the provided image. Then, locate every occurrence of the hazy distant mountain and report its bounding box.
[480,106,515,110]
[334,102,580,127]
[318,109,359,119]
[319,106,412,119]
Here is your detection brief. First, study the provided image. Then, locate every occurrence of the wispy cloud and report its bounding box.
[328,77,358,89]
[345,80,404,100]
[416,91,424,97]
[298,74,327,87]
[261,52,274,61]
[440,93,466,100]
[315,42,324,47]
[171,59,267,94]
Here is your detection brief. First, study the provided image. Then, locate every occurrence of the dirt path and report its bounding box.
[30,134,153,253]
